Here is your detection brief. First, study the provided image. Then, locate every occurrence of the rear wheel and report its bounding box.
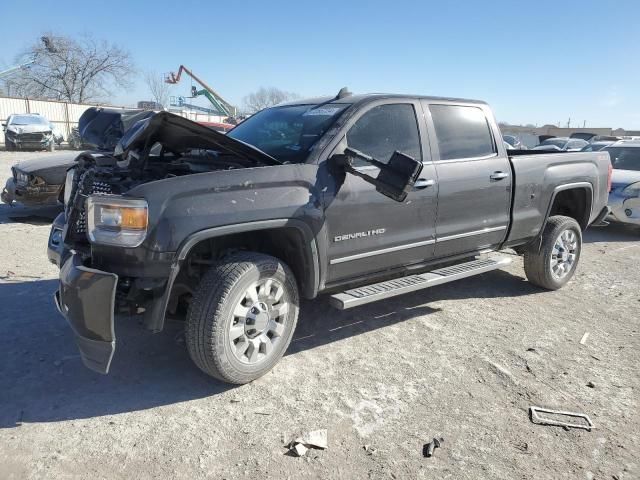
[186,252,299,384]
[524,215,582,290]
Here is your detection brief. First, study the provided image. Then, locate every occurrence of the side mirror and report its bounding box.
[1,123,5,128]
[332,147,423,202]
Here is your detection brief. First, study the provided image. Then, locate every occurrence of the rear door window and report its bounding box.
[429,105,496,160]
[346,103,422,166]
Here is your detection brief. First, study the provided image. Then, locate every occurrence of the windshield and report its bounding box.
[604,146,640,171]
[10,115,49,126]
[541,138,568,148]
[227,104,349,163]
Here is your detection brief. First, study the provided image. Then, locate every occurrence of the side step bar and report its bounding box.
[330,256,512,310]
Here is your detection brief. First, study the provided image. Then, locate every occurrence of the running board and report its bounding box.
[329,256,512,310]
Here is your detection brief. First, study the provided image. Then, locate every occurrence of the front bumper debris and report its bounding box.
[55,253,118,374]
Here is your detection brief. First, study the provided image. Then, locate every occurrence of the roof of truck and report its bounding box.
[278,92,487,107]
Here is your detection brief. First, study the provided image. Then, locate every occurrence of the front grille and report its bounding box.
[72,181,113,235]
[19,132,45,142]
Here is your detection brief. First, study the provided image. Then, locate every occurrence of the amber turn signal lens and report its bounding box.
[120,207,148,229]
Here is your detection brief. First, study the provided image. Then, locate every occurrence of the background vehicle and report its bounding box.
[49,92,611,384]
[532,137,589,151]
[502,134,525,149]
[2,114,56,151]
[2,152,77,206]
[603,141,640,227]
[581,141,615,152]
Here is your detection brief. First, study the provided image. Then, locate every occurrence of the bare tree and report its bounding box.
[144,71,171,108]
[10,33,134,103]
[242,87,299,113]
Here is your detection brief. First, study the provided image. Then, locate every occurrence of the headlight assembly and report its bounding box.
[621,182,640,198]
[86,196,148,247]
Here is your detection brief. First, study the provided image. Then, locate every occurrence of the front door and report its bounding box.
[323,100,438,283]
[422,101,512,257]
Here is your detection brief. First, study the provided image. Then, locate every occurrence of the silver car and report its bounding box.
[605,141,640,227]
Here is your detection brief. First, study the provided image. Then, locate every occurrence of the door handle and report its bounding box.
[490,172,509,181]
[413,178,436,190]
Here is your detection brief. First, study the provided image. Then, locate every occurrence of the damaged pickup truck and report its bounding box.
[49,90,612,384]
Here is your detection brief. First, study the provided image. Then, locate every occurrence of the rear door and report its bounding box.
[323,100,438,283]
[422,102,512,257]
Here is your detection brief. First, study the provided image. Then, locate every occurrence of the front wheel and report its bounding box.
[524,215,582,290]
[186,252,299,384]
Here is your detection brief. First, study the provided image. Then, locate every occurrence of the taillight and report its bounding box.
[607,162,613,192]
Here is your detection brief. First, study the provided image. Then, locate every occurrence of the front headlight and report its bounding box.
[621,182,640,198]
[86,196,148,247]
[63,169,75,206]
[14,170,30,185]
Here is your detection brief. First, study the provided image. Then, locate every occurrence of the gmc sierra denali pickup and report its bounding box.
[48,90,612,384]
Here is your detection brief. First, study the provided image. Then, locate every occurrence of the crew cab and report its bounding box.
[48,90,611,384]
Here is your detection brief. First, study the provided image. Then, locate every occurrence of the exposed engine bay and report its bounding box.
[64,111,280,246]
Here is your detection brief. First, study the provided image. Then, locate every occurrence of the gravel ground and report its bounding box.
[0,150,638,479]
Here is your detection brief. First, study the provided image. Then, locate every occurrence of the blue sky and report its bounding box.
[2,0,639,128]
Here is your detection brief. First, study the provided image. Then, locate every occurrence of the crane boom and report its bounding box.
[165,65,236,117]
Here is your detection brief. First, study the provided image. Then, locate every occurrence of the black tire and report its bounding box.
[186,252,299,384]
[524,215,582,290]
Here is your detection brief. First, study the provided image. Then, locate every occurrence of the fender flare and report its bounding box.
[147,219,320,332]
[529,182,593,253]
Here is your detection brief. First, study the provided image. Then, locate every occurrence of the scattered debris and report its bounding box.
[230,398,241,403]
[514,441,529,453]
[363,444,377,455]
[422,437,444,458]
[285,429,328,457]
[586,381,595,388]
[580,332,590,345]
[529,406,594,431]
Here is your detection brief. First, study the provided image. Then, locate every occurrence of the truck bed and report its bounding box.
[505,150,610,245]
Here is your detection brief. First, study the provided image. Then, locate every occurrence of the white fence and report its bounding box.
[0,96,227,145]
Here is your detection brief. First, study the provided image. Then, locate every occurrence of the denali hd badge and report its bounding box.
[334,228,386,242]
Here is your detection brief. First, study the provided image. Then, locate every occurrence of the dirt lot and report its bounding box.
[0,150,638,480]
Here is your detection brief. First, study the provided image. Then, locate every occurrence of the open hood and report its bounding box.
[115,111,280,166]
[78,107,155,151]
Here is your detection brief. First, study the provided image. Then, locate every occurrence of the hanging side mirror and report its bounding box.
[331,147,423,202]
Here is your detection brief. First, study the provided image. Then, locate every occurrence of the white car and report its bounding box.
[605,141,640,227]
[2,113,56,151]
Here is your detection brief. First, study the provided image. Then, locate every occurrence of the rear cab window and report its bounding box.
[429,104,496,160]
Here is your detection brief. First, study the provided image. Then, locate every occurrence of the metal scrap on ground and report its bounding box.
[529,406,594,431]
[423,437,444,457]
[285,429,328,457]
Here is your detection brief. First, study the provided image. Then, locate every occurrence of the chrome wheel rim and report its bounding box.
[550,229,578,280]
[229,278,288,365]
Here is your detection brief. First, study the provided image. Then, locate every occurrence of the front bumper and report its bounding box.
[55,253,118,374]
[1,178,16,205]
[608,194,640,226]
[1,177,60,206]
[6,134,53,150]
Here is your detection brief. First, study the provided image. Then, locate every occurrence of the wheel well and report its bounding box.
[548,187,591,230]
[167,227,315,318]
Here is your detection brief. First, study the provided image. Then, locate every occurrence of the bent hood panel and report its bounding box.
[116,112,280,166]
[78,107,155,151]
